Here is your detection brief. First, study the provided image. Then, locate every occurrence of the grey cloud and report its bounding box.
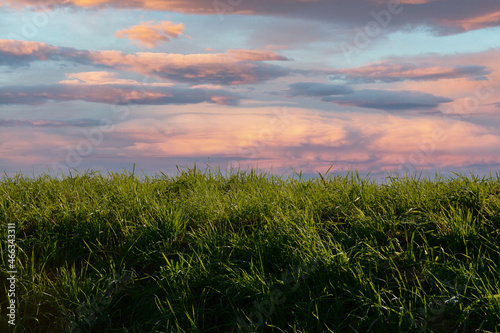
[0,84,241,106]
[287,82,355,97]
[286,82,452,111]
[323,89,452,111]
[150,62,290,86]
[0,41,91,68]
[5,0,500,35]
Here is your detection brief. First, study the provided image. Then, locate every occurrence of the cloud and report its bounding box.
[0,129,75,168]
[371,0,440,4]
[382,50,500,100]
[323,89,452,111]
[0,39,89,67]
[115,21,188,48]
[0,40,290,85]
[59,71,174,86]
[439,10,500,32]
[110,106,348,159]
[4,0,500,34]
[329,63,491,84]
[0,119,101,127]
[106,106,500,176]
[86,49,290,85]
[3,102,500,177]
[286,81,452,111]
[0,83,241,106]
[286,82,355,97]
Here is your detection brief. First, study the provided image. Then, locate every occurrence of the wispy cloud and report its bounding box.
[329,63,490,84]
[115,21,188,48]
[439,10,500,32]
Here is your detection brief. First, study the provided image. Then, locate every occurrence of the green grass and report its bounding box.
[1,166,500,332]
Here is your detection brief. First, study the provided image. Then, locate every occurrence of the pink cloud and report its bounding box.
[440,11,500,32]
[0,39,67,66]
[86,48,289,85]
[0,129,77,167]
[0,39,289,85]
[102,106,500,175]
[115,21,188,48]
[0,39,58,56]
[227,49,289,62]
[3,103,500,176]
[328,50,500,113]
[59,71,174,86]
[389,50,500,103]
[330,62,490,83]
[114,106,346,158]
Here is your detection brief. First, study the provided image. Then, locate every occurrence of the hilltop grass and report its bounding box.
[1,167,500,332]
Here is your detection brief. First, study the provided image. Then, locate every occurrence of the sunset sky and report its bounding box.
[1,0,500,178]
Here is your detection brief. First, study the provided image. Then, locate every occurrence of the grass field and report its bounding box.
[1,167,500,332]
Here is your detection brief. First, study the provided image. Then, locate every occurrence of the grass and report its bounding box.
[1,166,500,332]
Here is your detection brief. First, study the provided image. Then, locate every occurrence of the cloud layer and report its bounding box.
[0,119,101,127]
[0,82,240,106]
[1,1,500,177]
[0,40,290,85]
[4,106,500,177]
[4,0,500,34]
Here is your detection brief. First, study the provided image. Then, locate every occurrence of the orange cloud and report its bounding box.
[396,0,438,3]
[0,0,441,12]
[0,0,257,12]
[440,11,500,32]
[115,21,188,48]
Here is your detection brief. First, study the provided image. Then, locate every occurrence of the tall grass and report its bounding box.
[1,167,499,332]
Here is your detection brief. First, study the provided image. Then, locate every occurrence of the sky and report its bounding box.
[1,0,500,178]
